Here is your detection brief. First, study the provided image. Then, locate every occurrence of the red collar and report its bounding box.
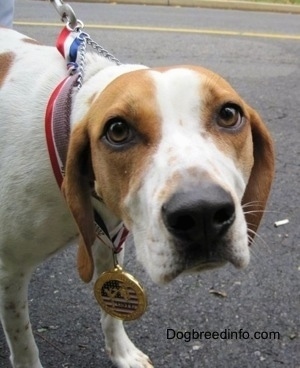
[45,74,77,188]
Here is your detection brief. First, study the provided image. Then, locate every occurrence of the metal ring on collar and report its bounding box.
[50,0,78,30]
[66,19,84,32]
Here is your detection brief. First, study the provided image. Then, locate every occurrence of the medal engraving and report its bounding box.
[94,266,147,321]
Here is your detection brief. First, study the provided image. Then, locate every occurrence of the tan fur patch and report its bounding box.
[22,37,41,45]
[86,69,162,226]
[241,107,274,239]
[0,52,15,87]
[197,67,254,179]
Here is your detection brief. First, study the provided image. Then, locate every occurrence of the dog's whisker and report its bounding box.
[242,200,263,209]
[248,228,270,253]
[246,209,281,214]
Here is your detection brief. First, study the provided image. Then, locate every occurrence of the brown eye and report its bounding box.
[218,104,243,128]
[105,120,131,144]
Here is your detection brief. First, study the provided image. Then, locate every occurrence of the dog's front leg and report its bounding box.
[0,268,43,368]
[92,242,153,368]
[101,311,153,368]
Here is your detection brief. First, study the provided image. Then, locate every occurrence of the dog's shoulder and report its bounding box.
[0,28,46,54]
[0,28,65,87]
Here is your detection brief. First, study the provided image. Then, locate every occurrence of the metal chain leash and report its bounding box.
[84,33,121,65]
[75,32,87,90]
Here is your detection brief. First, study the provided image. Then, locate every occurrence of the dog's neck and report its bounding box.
[91,195,120,234]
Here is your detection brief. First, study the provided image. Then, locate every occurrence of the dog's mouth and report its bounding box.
[158,242,249,283]
[188,259,227,272]
[189,248,248,269]
[181,252,227,276]
[159,259,225,284]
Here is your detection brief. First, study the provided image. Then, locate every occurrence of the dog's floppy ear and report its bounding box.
[242,107,275,243]
[62,121,95,283]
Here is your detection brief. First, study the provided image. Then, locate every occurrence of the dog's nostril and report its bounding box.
[170,214,196,232]
[213,204,235,226]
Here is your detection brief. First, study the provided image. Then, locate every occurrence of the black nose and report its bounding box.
[162,182,235,246]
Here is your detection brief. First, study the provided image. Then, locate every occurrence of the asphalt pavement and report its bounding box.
[0,1,299,367]
[77,0,300,14]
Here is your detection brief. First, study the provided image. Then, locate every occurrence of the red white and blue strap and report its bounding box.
[56,26,84,75]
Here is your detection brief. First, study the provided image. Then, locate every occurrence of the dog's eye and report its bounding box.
[217,104,243,128]
[105,119,132,144]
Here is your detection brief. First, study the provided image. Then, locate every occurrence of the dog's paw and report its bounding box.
[106,334,153,368]
[110,350,153,368]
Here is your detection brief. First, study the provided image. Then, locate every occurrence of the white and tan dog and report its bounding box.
[0,28,274,368]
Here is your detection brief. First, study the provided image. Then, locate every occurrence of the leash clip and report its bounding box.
[50,0,81,30]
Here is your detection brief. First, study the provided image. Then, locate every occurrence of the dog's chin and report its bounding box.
[161,260,226,283]
[181,238,250,273]
[148,249,250,285]
[186,260,227,273]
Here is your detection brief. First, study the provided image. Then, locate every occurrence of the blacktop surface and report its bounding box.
[72,0,300,14]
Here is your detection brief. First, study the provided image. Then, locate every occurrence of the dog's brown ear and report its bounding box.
[242,108,275,243]
[62,121,95,283]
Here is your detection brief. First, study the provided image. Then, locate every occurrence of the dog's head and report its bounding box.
[63,66,274,284]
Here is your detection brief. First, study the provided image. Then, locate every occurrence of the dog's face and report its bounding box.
[63,66,274,284]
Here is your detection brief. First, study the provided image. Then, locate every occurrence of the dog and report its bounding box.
[0,27,274,368]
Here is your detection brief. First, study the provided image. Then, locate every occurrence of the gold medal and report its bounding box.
[94,264,147,321]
